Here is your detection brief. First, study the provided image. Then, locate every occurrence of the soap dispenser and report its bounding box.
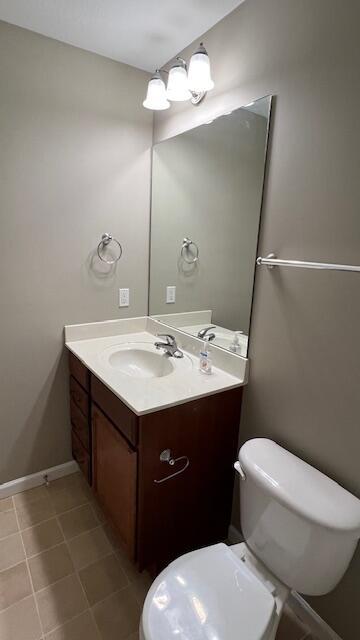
[229,331,243,353]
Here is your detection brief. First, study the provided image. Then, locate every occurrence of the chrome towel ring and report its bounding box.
[181,237,199,264]
[154,449,190,484]
[97,233,122,264]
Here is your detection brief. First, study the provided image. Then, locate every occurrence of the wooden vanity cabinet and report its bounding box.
[68,353,91,484]
[68,352,243,572]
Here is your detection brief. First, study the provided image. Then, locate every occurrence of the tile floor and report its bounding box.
[0,472,314,640]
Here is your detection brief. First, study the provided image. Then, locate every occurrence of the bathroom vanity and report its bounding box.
[64,96,270,573]
[66,317,246,571]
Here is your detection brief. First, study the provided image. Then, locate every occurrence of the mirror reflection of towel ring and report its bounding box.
[181,237,199,264]
[97,233,122,265]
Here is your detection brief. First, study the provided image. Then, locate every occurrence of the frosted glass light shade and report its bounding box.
[166,64,191,101]
[143,73,170,110]
[188,43,214,93]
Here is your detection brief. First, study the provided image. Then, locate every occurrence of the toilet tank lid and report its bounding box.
[239,439,360,534]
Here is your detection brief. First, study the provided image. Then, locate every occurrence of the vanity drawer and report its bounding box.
[91,375,138,446]
[70,376,89,418]
[72,430,90,483]
[69,352,90,391]
[70,398,90,451]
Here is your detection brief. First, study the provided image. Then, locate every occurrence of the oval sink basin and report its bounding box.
[99,342,192,379]
[108,347,174,378]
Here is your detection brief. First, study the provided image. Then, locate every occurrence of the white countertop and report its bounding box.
[65,317,248,416]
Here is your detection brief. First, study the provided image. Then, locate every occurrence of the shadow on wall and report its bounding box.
[4,349,71,484]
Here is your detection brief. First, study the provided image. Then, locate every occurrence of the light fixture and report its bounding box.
[187,43,214,93]
[166,58,191,102]
[143,42,214,110]
[143,71,170,110]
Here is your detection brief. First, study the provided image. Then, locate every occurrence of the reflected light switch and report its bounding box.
[166,286,176,304]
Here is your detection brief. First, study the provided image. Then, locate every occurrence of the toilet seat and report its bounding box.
[141,543,276,640]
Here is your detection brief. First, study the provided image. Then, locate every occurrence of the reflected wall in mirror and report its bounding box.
[149,95,272,357]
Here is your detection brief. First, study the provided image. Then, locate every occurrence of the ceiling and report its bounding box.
[0,0,244,72]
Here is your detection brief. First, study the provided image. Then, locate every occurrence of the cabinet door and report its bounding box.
[92,405,137,560]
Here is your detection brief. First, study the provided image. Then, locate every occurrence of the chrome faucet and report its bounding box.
[197,326,216,341]
[154,334,184,358]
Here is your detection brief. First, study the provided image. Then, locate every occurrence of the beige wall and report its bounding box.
[154,1,360,638]
[0,21,152,483]
[149,107,268,333]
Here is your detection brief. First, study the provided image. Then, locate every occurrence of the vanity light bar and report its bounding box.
[256,253,360,273]
[143,43,214,110]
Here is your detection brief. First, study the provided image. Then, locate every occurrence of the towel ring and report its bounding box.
[97,233,122,265]
[181,237,199,264]
[154,449,190,484]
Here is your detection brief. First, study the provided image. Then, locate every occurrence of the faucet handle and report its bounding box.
[156,333,175,345]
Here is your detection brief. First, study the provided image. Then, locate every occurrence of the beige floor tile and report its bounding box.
[68,527,112,570]
[28,543,74,591]
[48,484,89,515]
[13,486,49,508]
[36,573,88,634]
[44,610,100,640]
[130,572,152,607]
[22,518,64,557]
[116,547,142,584]
[79,553,128,606]
[16,496,55,530]
[92,587,141,640]
[47,473,85,493]
[0,497,13,513]
[0,532,25,572]
[102,522,121,550]
[90,500,107,524]
[0,594,42,640]
[59,504,98,540]
[0,561,32,611]
[0,510,18,539]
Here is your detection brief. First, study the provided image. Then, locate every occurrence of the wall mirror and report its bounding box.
[148,95,272,357]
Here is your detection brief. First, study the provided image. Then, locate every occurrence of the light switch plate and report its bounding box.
[166,286,176,304]
[119,288,130,307]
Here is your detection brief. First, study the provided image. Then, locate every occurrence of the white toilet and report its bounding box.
[140,438,360,640]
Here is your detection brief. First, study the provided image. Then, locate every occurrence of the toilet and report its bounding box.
[140,438,360,640]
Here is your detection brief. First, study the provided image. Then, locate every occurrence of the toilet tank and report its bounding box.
[238,439,360,595]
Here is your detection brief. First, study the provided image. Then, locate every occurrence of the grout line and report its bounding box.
[5,480,141,638]
[58,512,102,640]
[33,570,79,596]
[16,498,93,531]
[13,499,45,640]
[0,507,15,514]
[41,609,92,639]
[0,520,105,571]
[14,514,58,533]
[0,591,39,615]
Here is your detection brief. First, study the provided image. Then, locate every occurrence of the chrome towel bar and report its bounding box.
[256,253,360,273]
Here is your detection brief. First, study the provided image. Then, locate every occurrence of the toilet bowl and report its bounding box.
[140,541,288,640]
[141,439,360,640]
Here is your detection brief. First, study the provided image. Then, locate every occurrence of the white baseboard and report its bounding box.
[227,525,342,640]
[0,460,79,499]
